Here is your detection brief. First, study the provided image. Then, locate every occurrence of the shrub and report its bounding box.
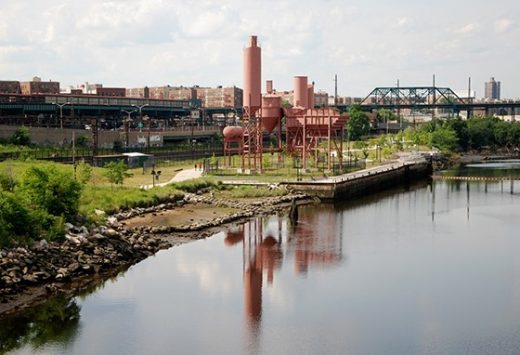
[10,127,31,146]
[17,166,82,221]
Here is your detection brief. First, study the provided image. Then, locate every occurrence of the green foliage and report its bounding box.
[79,185,183,218]
[103,160,133,187]
[112,140,123,152]
[75,135,90,147]
[170,177,220,193]
[17,166,82,221]
[376,108,396,123]
[0,170,16,192]
[431,126,458,152]
[0,191,35,246]
[10,127,31,146]
[347,105,370,140]
[76,160,93,185]
[221,185,286,198]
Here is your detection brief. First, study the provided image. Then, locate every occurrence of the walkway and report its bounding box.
[140,168,202,189]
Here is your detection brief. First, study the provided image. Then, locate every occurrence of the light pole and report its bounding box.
[122,109,136,148]
[53,102,70,129]
[132,104,149,121]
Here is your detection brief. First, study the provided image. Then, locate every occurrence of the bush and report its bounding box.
[10,127,31,146]
[17,166,82,221]
[0,191,35,246]
[76,160,93,185]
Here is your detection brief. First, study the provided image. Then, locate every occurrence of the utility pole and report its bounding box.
[467,77,472,119]
[122,109,136,148]
[334,74,338,106]
[432,74,436,120]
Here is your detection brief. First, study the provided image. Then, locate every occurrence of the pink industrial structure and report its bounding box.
[223,35,347,172]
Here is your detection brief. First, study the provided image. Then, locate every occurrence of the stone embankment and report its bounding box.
[0,191,309,314]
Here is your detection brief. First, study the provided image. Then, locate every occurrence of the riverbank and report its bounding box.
[0,191,311,317]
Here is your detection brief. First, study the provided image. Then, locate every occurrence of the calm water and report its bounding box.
[3,162,520,355]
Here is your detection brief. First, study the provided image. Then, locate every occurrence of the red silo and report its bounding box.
[307,84,315,109]
[293,76,308,108]
[266,80,273,94]
[243,36,261,109]
[261,95,282,133]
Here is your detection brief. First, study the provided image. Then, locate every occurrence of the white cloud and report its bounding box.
[495,18,513,33]
[0,0,519,98]
[456,23,477,34]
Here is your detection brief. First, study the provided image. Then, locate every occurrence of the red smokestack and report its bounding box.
[243,36,261,109]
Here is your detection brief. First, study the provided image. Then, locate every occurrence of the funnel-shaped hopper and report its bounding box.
[261,95,282,133]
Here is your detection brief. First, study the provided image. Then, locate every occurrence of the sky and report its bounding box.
[0,0,519,99]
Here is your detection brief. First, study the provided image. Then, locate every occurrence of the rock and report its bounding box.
[64,223,75,231]
[107,217,119,227]
[94,209,106,216]
[105,228,119,237]
[33,239,49,251]
[68,263,80,273]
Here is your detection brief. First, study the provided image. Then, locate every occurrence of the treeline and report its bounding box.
[0,165,82,246]
[420,116,520,152]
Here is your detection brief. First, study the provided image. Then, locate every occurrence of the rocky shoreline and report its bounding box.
[0,192,311,317]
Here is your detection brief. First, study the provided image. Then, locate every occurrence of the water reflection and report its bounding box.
[0,296,80,353]
[224,206,344,348]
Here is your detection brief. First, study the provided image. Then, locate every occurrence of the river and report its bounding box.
[2,161,520,354]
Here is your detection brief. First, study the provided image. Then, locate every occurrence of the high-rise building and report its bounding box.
[484,77,501,100]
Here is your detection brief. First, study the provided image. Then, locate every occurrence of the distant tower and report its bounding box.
[485,77,501,100]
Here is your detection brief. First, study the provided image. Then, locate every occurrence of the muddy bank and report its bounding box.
[0,192,311,317]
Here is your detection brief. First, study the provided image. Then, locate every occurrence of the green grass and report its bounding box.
[217,185,287,199]
[79,185,183,219]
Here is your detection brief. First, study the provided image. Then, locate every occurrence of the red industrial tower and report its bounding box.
[242,35,263,171]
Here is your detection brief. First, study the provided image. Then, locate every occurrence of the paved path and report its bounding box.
[140,168,203,189]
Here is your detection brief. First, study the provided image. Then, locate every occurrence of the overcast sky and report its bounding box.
[0,0,518,98]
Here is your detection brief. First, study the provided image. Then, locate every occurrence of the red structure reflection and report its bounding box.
[223,205,343,343]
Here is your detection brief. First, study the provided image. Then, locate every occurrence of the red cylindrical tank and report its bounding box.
[266,80,273,94]
[223,126,244,139]
[261,95,282,133]
[307,84,315,109]
[243,36,261,109]
[293,76,308,108]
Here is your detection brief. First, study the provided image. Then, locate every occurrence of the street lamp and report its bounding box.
[132,104,149,119]
[122,109,137,148]
[53,102,70,129]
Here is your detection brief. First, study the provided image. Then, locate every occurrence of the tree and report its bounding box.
[431,126,458,152]
[445,118,469,151]
[467,117,497,149]
[347,105,370,140]
[103,160,133,187]
[376,108,396,123]
[10,127,31,146]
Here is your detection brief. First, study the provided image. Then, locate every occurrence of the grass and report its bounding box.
[79,185,183,219]
[216,185,287,199]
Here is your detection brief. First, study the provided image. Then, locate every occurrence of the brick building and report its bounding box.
[96,87,126,97]
[127,85,242,108]
[20,77,59,95]
[0,81,21,94]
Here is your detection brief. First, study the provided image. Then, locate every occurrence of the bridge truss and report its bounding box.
[361,86,469,107]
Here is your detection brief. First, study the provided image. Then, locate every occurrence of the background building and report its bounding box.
[127,85,242,108]
[485,77,501,101]
[20,77,59,95]
[0,81,21,94]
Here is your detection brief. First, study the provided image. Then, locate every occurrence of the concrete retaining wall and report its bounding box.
[285,161,431,200]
